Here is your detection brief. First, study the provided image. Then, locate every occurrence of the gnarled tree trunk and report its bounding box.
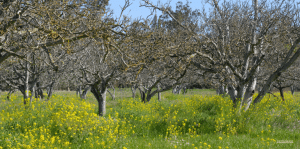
[35,82,44,100]
[279,87,285,101]
[90,84,107,116]
[47,81,55,100]
[172,85,180,94]
[139,86,146,103]
[131,84,138,99]
[30,83,36,104]
[182,86,187,94]
[77,86,91,99]
[242,77,257,111]
[76,86,82,97]
[291,86,295,95]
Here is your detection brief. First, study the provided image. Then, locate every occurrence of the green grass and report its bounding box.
[0,89,299,149]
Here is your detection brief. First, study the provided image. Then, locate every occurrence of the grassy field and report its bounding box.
[0,89,300,149]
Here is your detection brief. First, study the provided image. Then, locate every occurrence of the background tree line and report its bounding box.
[0,0,300,116]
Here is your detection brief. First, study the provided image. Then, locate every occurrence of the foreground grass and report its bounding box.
[0,89,300,148]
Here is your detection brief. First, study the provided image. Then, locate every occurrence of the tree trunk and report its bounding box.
[257,85,262,92]
[146,94,152,102]
[291,86,295,95]
[80,86,91,99]
[131,85,138,99]
[216,85,225,95]
[279,87,285,101]
[177,86,182,94]
[146,87,153,102]
[35,82,44,100]
[98,91,106,116]
[107,87,115,100]
[242,77,257,111]
[172,85,179,94]
[76,86,82,97]
[30,84,36,104]
[90,85,107,116]
[173,85,183,94]
[35,84,39,99]
[47,81,55,100]
[182,86,187,94]
[7,89,14,100]
[141,92,146,102]
[241,87,254,112]
[241,0,259,111]
[24,60,30,104]
[157,84,161,101]
[139,87,146,103]
[38,89,44,99]
[233,0,259,111]
[225,86,228,94]
[228,85,237,107]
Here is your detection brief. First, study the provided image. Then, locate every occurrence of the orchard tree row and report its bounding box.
[0,0,300,116]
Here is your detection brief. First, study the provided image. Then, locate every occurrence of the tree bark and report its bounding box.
[242,77,257,111]
[173,85,184,94]
[279,87,285,101]
[30,83,36,104]
[239,0,259,111]
[80,86,91,99]
[157,84,161,101]
[35,82,42,99]
[107,87,115,100]
[7,89,14,100]
[90,85,107,116]
[146,87,152,102]
[37,88,44,99]
[16,61,30,105]
[139,87,146,103]
[47,81,55,100]
[291,86,295,95]
[241,84,254,111]
[182,86,187,94]
[216,85,225,95]
[24,58,30,104]
[173,85,180,94]
[253,36,300,105]
[131,84,138,99]
[76,86,82,97]
[227,85,237,107]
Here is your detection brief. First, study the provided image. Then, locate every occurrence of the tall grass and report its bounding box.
[0,89,299,148]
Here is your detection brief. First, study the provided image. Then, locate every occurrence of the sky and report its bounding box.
[108,0,208,20]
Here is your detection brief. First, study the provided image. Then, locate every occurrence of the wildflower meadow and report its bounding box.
[0,89,299,148]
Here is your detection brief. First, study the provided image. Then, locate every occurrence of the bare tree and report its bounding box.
[0,0,110,68]
[126,18,192,102]
[68,4,134,115]
[141,0,300,111]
